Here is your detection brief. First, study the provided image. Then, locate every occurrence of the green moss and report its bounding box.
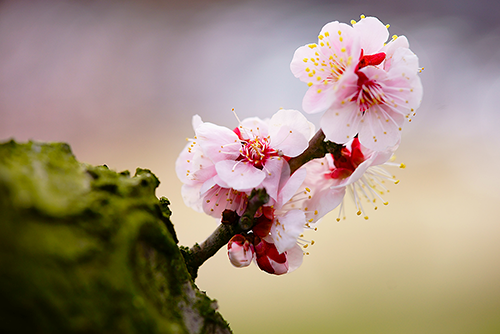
[0,140,231,334]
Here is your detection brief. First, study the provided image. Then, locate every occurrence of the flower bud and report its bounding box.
[254,237,289,275]
[227,234,254,268]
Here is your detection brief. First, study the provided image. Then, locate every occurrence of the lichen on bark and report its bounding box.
[0,140,231,334]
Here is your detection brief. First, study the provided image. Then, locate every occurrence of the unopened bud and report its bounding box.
[227,234,254,268]
[254,237,289,275]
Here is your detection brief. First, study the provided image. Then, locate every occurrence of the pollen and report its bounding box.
[325,31,330,37]
[350,19,356,25]
[317,89,322,93]
[341,47,346,52]
[308,82,313,87]
[400,163,406,169]
[360,14,365,19]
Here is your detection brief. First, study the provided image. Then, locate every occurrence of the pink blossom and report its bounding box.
[176,115,248,218]
[291,15,423,151]
[300,137,401,223]
[195,109,314,202]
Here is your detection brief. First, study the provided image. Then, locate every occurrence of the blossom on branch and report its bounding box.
[300,137,401,222]
[290,15,423,151]
[195,109,314,203]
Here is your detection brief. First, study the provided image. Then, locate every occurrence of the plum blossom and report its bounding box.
[195,109,314,203]
[175,115,248,218]
[290,15,423,151]
[298,137,402,223]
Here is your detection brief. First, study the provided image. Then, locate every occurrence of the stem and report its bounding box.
[288,129,326,174]
[182,189,269,280]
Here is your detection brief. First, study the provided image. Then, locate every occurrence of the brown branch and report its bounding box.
[181,188,269,280]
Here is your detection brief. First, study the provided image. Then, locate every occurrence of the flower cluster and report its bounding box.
[176,15,422,275]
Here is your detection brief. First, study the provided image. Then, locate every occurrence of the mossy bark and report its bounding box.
[0,140,231,334]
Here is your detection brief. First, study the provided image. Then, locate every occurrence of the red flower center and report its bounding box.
[327,138,365,180]
[352,50,387,113]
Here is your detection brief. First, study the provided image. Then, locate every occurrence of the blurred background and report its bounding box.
[1,0,500,333]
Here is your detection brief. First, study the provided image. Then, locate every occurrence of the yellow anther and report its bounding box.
[364,216,369,220]
[400,163,406,169]
[341,47,346,52]
[386,24,390,28]
[314,210,318,215]
[339,36,343,42]
[316,76,321,81]
[305,187,311,192]
[303,58,308,62]
[309,44,317,49]
[317,89,322,93]
[392,35,398,40]
[360,14,365,19]
[357,210,361,216]
[311,240,315,245]
[308,218,313,222]
[308,82,313,87]
[351,19,356,25]
[336,218,341,222]
[318,35,324,40]
[395,180,400,184]
[305,67,310,72]
[325,31,330,37]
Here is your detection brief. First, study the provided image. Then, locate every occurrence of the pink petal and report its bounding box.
[268,109,313,157]
[320,104,361,145]
[181,183,203,213]
[277,167,307,208]
[271,210,305,253]
[239,117,269,140]
[286,244,304,273]
[357,104,404,151]
[382,36,410,70]
[261,157,285,202]
[196,122,241,163]
[304,186,346,224]
[352,16,389,54]
[302,83,338,114]
[215,160,266,191]
[290,44,318,82]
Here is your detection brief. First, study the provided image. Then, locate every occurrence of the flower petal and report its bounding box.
[260,157,285,202]
[215,160,265,191]
[286,244,304,273]
[196,122,241,163]
[352,16,389,54]
[320,104,361,145]
[268,109,313,157]
[271,210,306,253]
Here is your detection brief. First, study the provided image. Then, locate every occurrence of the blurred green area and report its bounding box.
[0,140,230,334]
